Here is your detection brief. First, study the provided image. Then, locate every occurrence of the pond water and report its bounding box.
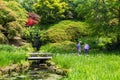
[0,68,63,80]
[0,62,63,80]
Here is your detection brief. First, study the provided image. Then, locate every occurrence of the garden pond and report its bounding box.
[0,66,63,80]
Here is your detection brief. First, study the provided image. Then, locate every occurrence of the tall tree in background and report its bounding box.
[16,0,37,12]
[33,0,69,24]
[87,0,120,49]
[74,0,93,21]
[60,0,75,19]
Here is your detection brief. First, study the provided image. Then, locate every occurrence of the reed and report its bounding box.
[52,51,120,80]
[0,45,27,67]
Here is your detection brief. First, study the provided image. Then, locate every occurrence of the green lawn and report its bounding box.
[52,52,120,80]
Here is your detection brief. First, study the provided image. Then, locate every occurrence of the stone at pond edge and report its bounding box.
[0,61,30,76]
[48,65,56,72]
[62,69,69,75]
[55,68,69,75]
[45,61,69,76]
[56,68,64,75]
[39,63,48,69]
[46,60,56,66]
[11,72,19,77]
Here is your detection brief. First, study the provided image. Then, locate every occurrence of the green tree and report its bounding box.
[87,0,120,49]
[33,0,69,24]
[74,0,93,20]
[16,0,37,12]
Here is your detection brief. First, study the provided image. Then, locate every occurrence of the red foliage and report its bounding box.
[26,18,38,27]
[25,12,40,27]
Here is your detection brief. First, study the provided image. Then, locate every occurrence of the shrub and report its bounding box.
[41,28,69,44]
[40,20,89,44]
[0,0,27,43]
[40,41,76,53]
[0,2,16,25]
[21,26,41,43]
[96,36,117,50]
[21,28,31,40]
[5,1,27,26]
[65,26,86,41]
[6,21,22,39]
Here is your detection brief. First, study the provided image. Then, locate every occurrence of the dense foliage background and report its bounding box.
[0,0,120,51]
[0,0,27,44]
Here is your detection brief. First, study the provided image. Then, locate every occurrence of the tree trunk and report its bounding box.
[118,7,120,24]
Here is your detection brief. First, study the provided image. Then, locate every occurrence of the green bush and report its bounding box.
[96,36,117,50]
[65,26,87,41]
[0,0,27,44]
[40,41,76,53]
[21,26,41,43]
[21,28,31,40]
[4,1,27,26]
[41,28,69,44]
[40,20,89,44]
[6,21,22,39]
[0,2,16,25]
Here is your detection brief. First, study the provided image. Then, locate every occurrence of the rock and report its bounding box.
[11,72,19,77]
[9,66,16,72]
[22,62,30,69]
[34,68,39,71]
[62,69,69,75]
[46,60,55,66]
[10,64,18,72]
[56,68,63,75]
[1,67,10,74]
[39,64,48,69]
[48,66,56,72]
[15,67,21,72]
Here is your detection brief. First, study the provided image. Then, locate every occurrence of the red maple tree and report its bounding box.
[25,12,40,27]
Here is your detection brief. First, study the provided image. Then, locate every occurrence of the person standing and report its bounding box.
[33,33,41,51]
[76,41,82,56]
[84,43,90,54]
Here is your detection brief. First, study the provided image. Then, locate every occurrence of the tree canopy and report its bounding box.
[0,0,120,50]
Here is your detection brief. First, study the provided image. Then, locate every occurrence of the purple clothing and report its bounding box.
[84,44,89,50]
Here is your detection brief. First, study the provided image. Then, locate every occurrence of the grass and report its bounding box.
[52,51,120,80]
[0,45,27,67]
